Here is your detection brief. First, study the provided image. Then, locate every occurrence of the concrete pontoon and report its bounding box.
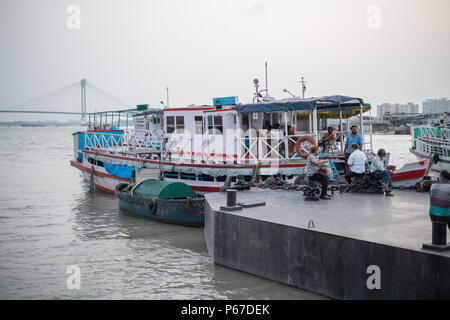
[204,189,450,299]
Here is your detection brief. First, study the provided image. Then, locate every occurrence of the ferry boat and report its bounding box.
[70,94,430,193]
[409,115,450,174]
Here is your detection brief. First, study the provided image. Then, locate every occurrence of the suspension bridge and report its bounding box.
[0,79,130,124]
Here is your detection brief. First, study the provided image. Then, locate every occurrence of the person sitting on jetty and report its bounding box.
[345,143,367,184]
[306,145,331,200]
[370,148,394,194]
[344,126,363,172]
[429,170,450,231]
[319,127,336,153]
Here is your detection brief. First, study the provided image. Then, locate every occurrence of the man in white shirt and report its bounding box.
[345,143,367,184]
[370,148,393,192]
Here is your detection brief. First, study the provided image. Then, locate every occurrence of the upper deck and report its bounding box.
[79,95,374,166]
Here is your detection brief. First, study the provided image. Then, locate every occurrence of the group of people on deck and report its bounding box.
[305,125,394,200]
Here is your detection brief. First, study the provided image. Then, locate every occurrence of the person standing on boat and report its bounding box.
[345,143,367,184]
[429,170,450,231]
[306,145,331,200]
[344,126,363,171]
[370,148,394,193]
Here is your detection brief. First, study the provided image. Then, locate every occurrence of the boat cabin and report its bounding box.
[135,95,372,165]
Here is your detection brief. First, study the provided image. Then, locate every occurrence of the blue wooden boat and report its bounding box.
[115,179,205,227]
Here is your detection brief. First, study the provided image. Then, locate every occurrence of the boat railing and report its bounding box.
[415,138,450,158]
[235,133,320,164]
[85,130,163,152]
[416,126,450,141]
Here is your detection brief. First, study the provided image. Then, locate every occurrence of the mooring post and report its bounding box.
[220,189,242,211]
[422,181,450,252]
[432,222,448,246]
[226,189,237,207]
[89,165,94,193]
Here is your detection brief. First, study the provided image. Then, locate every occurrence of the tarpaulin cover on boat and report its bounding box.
[132,180,195,199]
[103,163,139,179]
[234,95,365,114]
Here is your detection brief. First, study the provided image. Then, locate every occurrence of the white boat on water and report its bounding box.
[409,116,450,174]
[71,94,431,193]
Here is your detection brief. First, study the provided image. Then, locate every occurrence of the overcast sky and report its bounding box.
[1,0,449,118]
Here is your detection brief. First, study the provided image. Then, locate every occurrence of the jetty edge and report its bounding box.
[204,189,450,299]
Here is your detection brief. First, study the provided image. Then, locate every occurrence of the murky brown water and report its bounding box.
[0,126,331,299]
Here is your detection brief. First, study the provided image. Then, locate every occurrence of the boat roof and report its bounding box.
[132,108,164,117]
[234,95,366,114]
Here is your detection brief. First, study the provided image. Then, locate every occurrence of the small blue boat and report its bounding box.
[115,179,205,227]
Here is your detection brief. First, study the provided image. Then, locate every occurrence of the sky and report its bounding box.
[1,0,449,120]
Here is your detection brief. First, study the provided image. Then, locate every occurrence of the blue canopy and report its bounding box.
[134,108,164,117]
[234,95,364,114]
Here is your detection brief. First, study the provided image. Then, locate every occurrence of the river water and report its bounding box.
[0,126,416,299]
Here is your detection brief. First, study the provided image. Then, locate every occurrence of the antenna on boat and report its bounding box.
[166,86,169,108]
[265,62,268,95]
[263,61,275,101]
[300,77,307,99]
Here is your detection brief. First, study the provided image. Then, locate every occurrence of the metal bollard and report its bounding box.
[432,222,447,246]
[226,189,237,207]
[220,189,242,211]
[423,220,450,252]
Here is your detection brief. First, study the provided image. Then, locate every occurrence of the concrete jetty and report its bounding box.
[204,189,450,299]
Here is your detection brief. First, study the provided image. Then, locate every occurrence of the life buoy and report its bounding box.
[295,135,316,159]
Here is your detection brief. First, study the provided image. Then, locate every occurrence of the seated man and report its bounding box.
[345,143,367,184]
[305,145,331,200]
[370,148,394,193]
[319,127,336,153]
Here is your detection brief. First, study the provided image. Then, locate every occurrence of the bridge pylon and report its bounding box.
[80,79,87,125]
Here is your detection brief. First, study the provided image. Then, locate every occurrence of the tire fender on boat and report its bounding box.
[295,136,316,159]
[149,197,158,214]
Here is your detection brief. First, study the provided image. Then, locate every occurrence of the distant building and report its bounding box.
[422,98,450,114]
[377,102,419,118]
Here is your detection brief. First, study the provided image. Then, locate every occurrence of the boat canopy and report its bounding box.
[133,108,164,117]
[234,95,365,114]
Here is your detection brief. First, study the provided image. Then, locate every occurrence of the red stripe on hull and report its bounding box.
[391,169,426,181]
[190,186,220,192]
[70,160,130,182]
[83,150,307,169]
[72,160,221,193]
[93,183,116,194]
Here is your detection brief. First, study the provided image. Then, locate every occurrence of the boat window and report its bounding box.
[242,114,249,132]
[207,115,223,134]
[214,116,223,134]
[176,116,185,133]
[207,115,213,128]
[195,116,203,134]
[166,116,175,133]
